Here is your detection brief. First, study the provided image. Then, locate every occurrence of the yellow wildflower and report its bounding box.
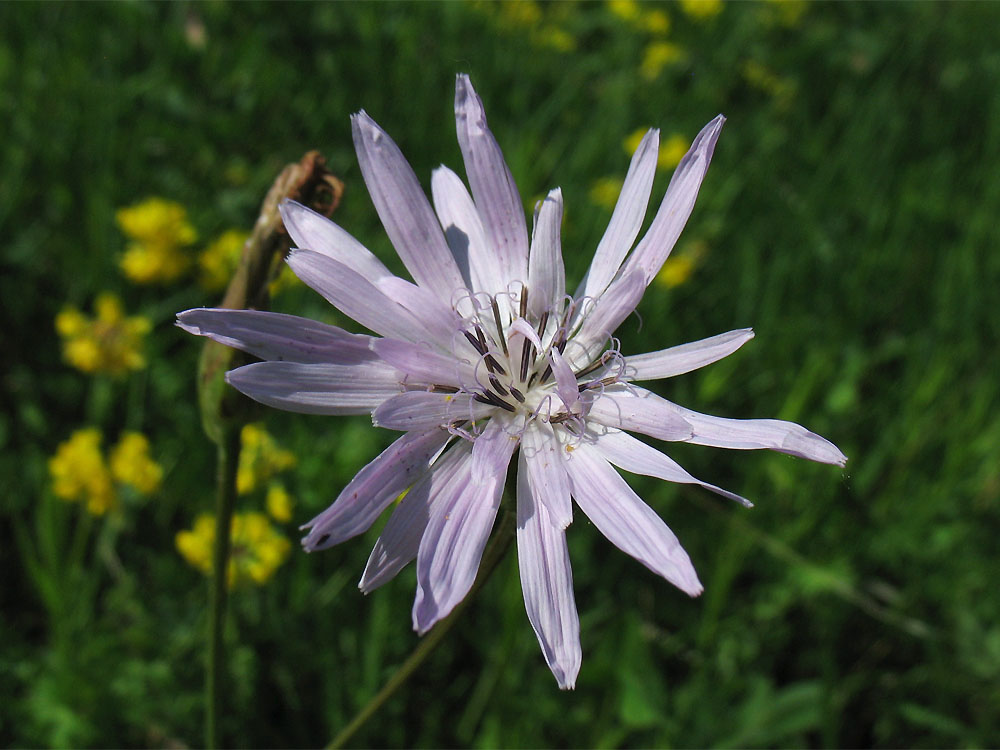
[763,0,807,27]
[116,198,197,284]
[623,129,690,171]
[655,240,707,288]
[531,25,577,52]
[56,293,150,376]
[266,483,294,523]
[176,512,291,587]
[607,0,640,22]
[679,0,723,20]
[237,423,297,495]
[641,9,671,34]
[640,41,685,81]
[109,431,163,495]
[49,428,116,515]
[498,0,542,27]
[198,229,248,292]
[589,176,625,211]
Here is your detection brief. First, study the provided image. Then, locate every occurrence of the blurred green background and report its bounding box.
[3,1,999,747]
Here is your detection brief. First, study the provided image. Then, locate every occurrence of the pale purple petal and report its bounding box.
[454,73,529,285]
[226,360,400,415]
[373,275,466,348]
[279,200,392,284]
[585,385,693,441]
[548,349,580,412]
[516,451,581,689]
[286,249,433,343]
[591,427,752,508]
[621,115,725,285]
[360,442,470,593]
[521,421,573,529]
[470,414,522,486]
[667,402,849,466]
[567,444,703,596]
[527,188,566,318]
[431,165,505,298]
[580,128,659,300]
[351,111,468,299]
[372,391,491,431]
[372,338,475,388]
[176,308,376,365]
[566,271,646,370]
[412,429,516,633]
[302,428,451,551]
[625,329,755,381]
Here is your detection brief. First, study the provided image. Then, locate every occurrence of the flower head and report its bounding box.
[109,431,163,495]
[49,428,116,515]
[116,197,197,284]
[178,75,845,688]
[176,512,291,587]
[56,293,150,376]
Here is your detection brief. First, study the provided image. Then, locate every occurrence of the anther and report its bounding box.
[519,287,528,319]
[490,297,508,357]
[463,330,486,355]
[509,386,525,403]
[489,374,508,396]
[519,339,531,382]
[431,384,460,394]
[484,354,507,376]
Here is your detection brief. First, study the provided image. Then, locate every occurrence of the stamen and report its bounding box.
[473,390,517,413]
[509,386,525,403]
[490,297,508,356]
[488,374,508,396]
[519,338,531,382]
[519,287,528,319]
[464,330,486,355]
[431,384,460,394]
[484,353,507,376]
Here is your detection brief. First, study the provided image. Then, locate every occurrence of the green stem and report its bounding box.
[327,507,516,750]
[206,424,241,749]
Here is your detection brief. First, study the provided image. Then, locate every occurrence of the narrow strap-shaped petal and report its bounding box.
[287,249,434,343]
[521,421,573,529]
[279,200,391,284]
[455,74,529,285]
[431,165,505,298]
[302,428,451,551]
[621,115,725,285]
[549,349,580,412]
[666,401,848,466]
[372,390,491,431]
[374,275,466,348]
[516,452,581,689]
[372,338,475,389]
[177,308,377,365]
[585,385,693,441]
[471,415,520,486]
[565,271,646,370]
[567,444,703,596]
[527,188,566,318]
[351,111,468,300]
[359,441,470,593]
[625,328,755,381]
[591,427,752,508]
[226,360,400,415]
[580,129,659,300]
[412,430,516,633]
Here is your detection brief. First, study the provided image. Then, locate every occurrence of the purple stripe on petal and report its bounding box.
[226,360,401,415]
[521,422,573,529]
[372,390,491,431]
[372,338,474,388]
[351,111,468,301]
[470,415,521,487]
[455,74,529,285]
[177,308,377,365]
[302,428,452,551]
[567,444,703,597]
[516,451,581,689]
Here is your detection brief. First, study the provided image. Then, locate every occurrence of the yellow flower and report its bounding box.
[237,423,297,495]
[109,432,163,495]
[116,197,197,248]
[266,483,294,523]
[654,240,708,289]
[49,428,116,516]
[640,41,685,80]
[531,25,576,52]
[498,0,542,27]
[176,512,291,587]
[623,129,690,171]
[56,293,151,376]
[607,0,640,22]
[198,229,248,292]
[116,198,197,284]
[763,0,807,27]
[640,9,671,34]
[589,176,625,211]
[679,0,723,20]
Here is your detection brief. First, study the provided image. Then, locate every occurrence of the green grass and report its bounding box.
[3,1,1000,747]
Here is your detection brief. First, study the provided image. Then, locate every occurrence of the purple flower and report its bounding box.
[178,74,846,689]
